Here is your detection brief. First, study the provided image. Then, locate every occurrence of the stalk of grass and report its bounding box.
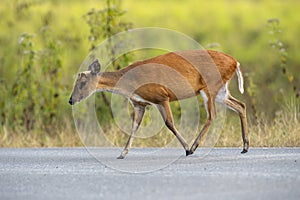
[0,118,82,148]
[1,99,299,148]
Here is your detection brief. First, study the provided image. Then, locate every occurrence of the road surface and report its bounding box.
[0,148,299,200]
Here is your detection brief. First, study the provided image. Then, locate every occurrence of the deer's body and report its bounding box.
[69,50,249,159]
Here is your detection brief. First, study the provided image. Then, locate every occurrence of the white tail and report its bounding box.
[236,62,244,94]
[69,50,249,158]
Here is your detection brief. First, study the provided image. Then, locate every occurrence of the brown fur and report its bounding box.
[98,50,237,102]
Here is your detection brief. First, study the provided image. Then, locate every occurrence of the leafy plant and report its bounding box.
[245,72,259,123]
[267,18,299,98]
[11,33,38,131]
[83,0,133,118]
[9,24,63,134]
[38,26,63,132]
[83,0,133,69]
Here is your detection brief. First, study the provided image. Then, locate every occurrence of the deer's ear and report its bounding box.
[88,59,101,75]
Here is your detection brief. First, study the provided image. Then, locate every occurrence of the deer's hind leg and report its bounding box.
[156,100,190,156]
[224,95,249,153]
[189,89,216,155]
[215,83,249,153]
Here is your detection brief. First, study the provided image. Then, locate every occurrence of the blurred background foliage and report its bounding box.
[0,0,299,147]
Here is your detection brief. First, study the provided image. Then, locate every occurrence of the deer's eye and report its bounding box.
[79,81,87,89]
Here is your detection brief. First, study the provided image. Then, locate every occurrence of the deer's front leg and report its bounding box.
[117,103,145,159]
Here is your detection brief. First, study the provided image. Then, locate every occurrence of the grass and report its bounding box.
[0,118,82,147]
[1,99,299,148]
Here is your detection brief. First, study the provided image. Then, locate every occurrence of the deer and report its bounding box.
[69,50,249,159]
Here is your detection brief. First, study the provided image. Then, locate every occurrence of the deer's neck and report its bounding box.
[96,71,126,95]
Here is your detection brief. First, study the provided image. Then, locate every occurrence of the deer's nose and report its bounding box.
[69,97,73,105]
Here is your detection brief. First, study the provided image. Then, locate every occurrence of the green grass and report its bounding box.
[0,0,299,147]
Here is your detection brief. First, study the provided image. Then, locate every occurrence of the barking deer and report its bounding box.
[69,50,249,159]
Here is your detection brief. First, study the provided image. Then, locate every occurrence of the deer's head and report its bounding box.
[69,60,101,105]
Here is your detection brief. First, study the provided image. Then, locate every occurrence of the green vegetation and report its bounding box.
[0,0,299,147]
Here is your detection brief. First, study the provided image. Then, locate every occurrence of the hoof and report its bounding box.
[117,155,125,159]
[186,150,194,156]
[241,149,248,154]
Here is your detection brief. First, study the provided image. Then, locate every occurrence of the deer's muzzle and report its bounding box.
[69,97,74,105]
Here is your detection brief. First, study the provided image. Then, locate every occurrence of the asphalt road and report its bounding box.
[0,147,299,200]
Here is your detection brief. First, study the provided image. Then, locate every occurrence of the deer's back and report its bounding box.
[119,50,237,103]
